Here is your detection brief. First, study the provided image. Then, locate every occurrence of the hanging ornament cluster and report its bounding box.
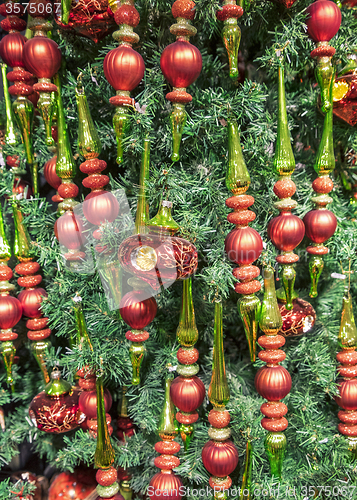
[202,302,239,495]
[304,1,340,297]
[13,202,52,384]
[171,277,205,450]
[255,266,291,477]
[224,118,263,362]
[103,0,145,164]
[216,0,243,79]
[160,0,202,161]
[149,377,183,500]
[333,54,357,127]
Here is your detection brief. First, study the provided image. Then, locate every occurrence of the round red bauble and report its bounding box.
[83,191,119,226]
[104,45,145,91]
[119,291,157,330]
[306,0,341,43]
[170,375,205,413]
[0,295,22,329]
[255,365,292,401]
[54,211,85,250]
[201,440,239,477]
[148,472,183,500]
[160,40,202,88]
[18,288,47,319]
[279,298,316,337]
[44,156,61,190]
[23,37,62,79]
[0,32,26,68]
[225,226,263,265]
[268,212,305,252]
[335,379,357,411]
[303,209,337,244]
[48,469,97,500]
[78,388,112,419]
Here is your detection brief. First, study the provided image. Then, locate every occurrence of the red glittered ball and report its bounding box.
[148,472,183,500]
[255,365,292,401]
[160,40,202,88]
[170,375,205,413]
[202,440,239,477]
[104,45,145,91]
[303,209,337,244]
[83,191,119,226]
[18,288,47,319]
[225,226,263,265]
[335,379,357,411]
[114,4,140,26]
[54,211,85,250]
[78,388,112,419]
[306,0,341,43]
[23,37,62,79]
[0,32,26,68]
[119,290,157,330]
[268,212,305,252]
[44,156,61,190]
[0,295,22,329]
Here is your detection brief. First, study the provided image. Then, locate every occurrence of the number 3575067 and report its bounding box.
[6,2,61,14]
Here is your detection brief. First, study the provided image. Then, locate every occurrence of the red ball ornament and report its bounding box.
[201,440,239,477]
[54,211,85,250]
[148,472,183,500]
[335,379,357,411]
[255,365,292,401]
[160,40,202,88]
[23,38,62,79]
[306,0,341,43]
[225,226,263,265]
[83,191,120,226]
[0,32,26,68]
[78,388,112,419]
[119,290,157,330]
[104,45,145,91]
[0,295,22,329]
[170,375,205,413]
[303,209,337,244]
[44,156,61,190]
[268,212,305,252]
[278,298,316,337]
[18,288,47,319]
[48,470,97,500]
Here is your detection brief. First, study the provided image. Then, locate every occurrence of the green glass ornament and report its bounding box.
[338,289,357,349]
[129,342,145,386]
[265,431,286,477]
[158,377,177,440]
[222,20,241,80]
[45,369,72,397]
[1,63,18,146]
[12,203,33,261]
[119,480,133,500]
[274,64,295,177]
[316,56,334,114]
[176,278,199,347]
[94,375,115,469]
[0,203,11,262]
[0,341,16,388]
[148,201,180,236]
[38,91,56,148]
[238,294,260,363]
[308,254,324,298]
[314,105,334,177]
[31,340,51,385]
[226,119,250,195]
[208,301,230,408]
[170,102,186,162]
[239,440,253,500]
[61,0,71,24]
[281,264,295,311]
[348,437,357,461]
[73,297,93,351]
[259,266,282,335]
[113,105,130,165]
[76,82,102,160]
[135,137,150,234]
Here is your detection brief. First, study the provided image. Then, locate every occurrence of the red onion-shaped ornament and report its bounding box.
[0,295,22,329]
[82,191,120,226]
[268,212,305,252]
[160,40,202,88]
[170,375,205,413]
[225,226,263,265]
[148,472,183,500]
[335,379,357,411]
[303,209,337,244]
[201,440,239,477]
[119,291,157,330]
[44,156,61,190]
[103,45,145,91]
[0,32,26,68]
[18,288,47,319]
[306,0,341,43]
[78,388,112,420]
[54,211,85,250]
[23,38,62,79]
[255,365,292,401]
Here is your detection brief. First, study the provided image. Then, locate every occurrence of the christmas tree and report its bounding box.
[0,0,357,498]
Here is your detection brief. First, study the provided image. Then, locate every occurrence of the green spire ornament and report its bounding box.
[1,63,18,146]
